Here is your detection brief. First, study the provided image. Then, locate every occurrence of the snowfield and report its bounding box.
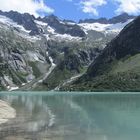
[0,15,42,42]
[35,20,48,26]
[0,15,31,33]
[79,19,133,34]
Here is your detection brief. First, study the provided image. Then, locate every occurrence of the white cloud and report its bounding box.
[114,0,140,15]
[80,0,107,16]
[0,0,54,17]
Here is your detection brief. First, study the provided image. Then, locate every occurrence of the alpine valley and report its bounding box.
[0,10,137,91]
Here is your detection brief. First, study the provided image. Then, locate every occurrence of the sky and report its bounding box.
[0,0,140,21]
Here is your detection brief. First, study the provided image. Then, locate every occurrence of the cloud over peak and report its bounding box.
[0,0,54,17]
[80,0,107,16]
[115,0,140,15]
[0,0,140,19]
[79,0,140,17]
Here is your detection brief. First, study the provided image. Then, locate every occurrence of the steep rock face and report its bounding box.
[0,10,41,35]
[0,24,51,90]
[87,16,140,77]
[38,15,86,37]
[0,11,86,37]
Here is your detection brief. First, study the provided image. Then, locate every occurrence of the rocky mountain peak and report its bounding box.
[79,17,108,24]
[41,14,59,24]
[37,14,86,37]
[0,10,41,35]
[108,13,135,24]
[79,13,135,24]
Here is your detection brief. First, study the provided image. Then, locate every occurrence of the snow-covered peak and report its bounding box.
[0,12,134,43]
[0,15,42,42]
[0,15,30,33]
[35,21,82,42]
[79,19,134,34]
[79,22,109,33]
[105,19,133,33]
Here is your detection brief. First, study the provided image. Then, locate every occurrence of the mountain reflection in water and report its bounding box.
[0,92,139,140]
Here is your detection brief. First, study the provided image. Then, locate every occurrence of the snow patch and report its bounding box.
[35,20,48,26]
[79,22,109,33]
[0,15,42,42]
[105,19,133,34]
[46,51,56,67]
[45,33,82,42]
[79,19,134,34]
[22,83,26,86]
[59,20,76,26]
[3,75,19,91]
[47,26,55,34]
[59,20,65,24]
[0,15,31,33]
[54,33,81,41]
[9,86,19,91]
[66,22,76,25]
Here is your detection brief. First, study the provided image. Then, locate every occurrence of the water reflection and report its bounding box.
[0,93,140,140]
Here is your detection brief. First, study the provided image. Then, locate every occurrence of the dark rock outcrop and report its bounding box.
[79,18,108,24]
[38,15,86,37]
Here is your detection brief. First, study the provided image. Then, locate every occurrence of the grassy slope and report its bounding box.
[63,54,140,91]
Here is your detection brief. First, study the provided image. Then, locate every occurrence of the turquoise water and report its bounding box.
[0,92,140,140]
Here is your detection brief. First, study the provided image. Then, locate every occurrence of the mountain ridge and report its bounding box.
[79,13,136,24]
[0,10,136,91]
[63,16,140,91]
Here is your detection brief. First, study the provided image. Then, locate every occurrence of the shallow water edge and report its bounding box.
[0,91,140,96]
